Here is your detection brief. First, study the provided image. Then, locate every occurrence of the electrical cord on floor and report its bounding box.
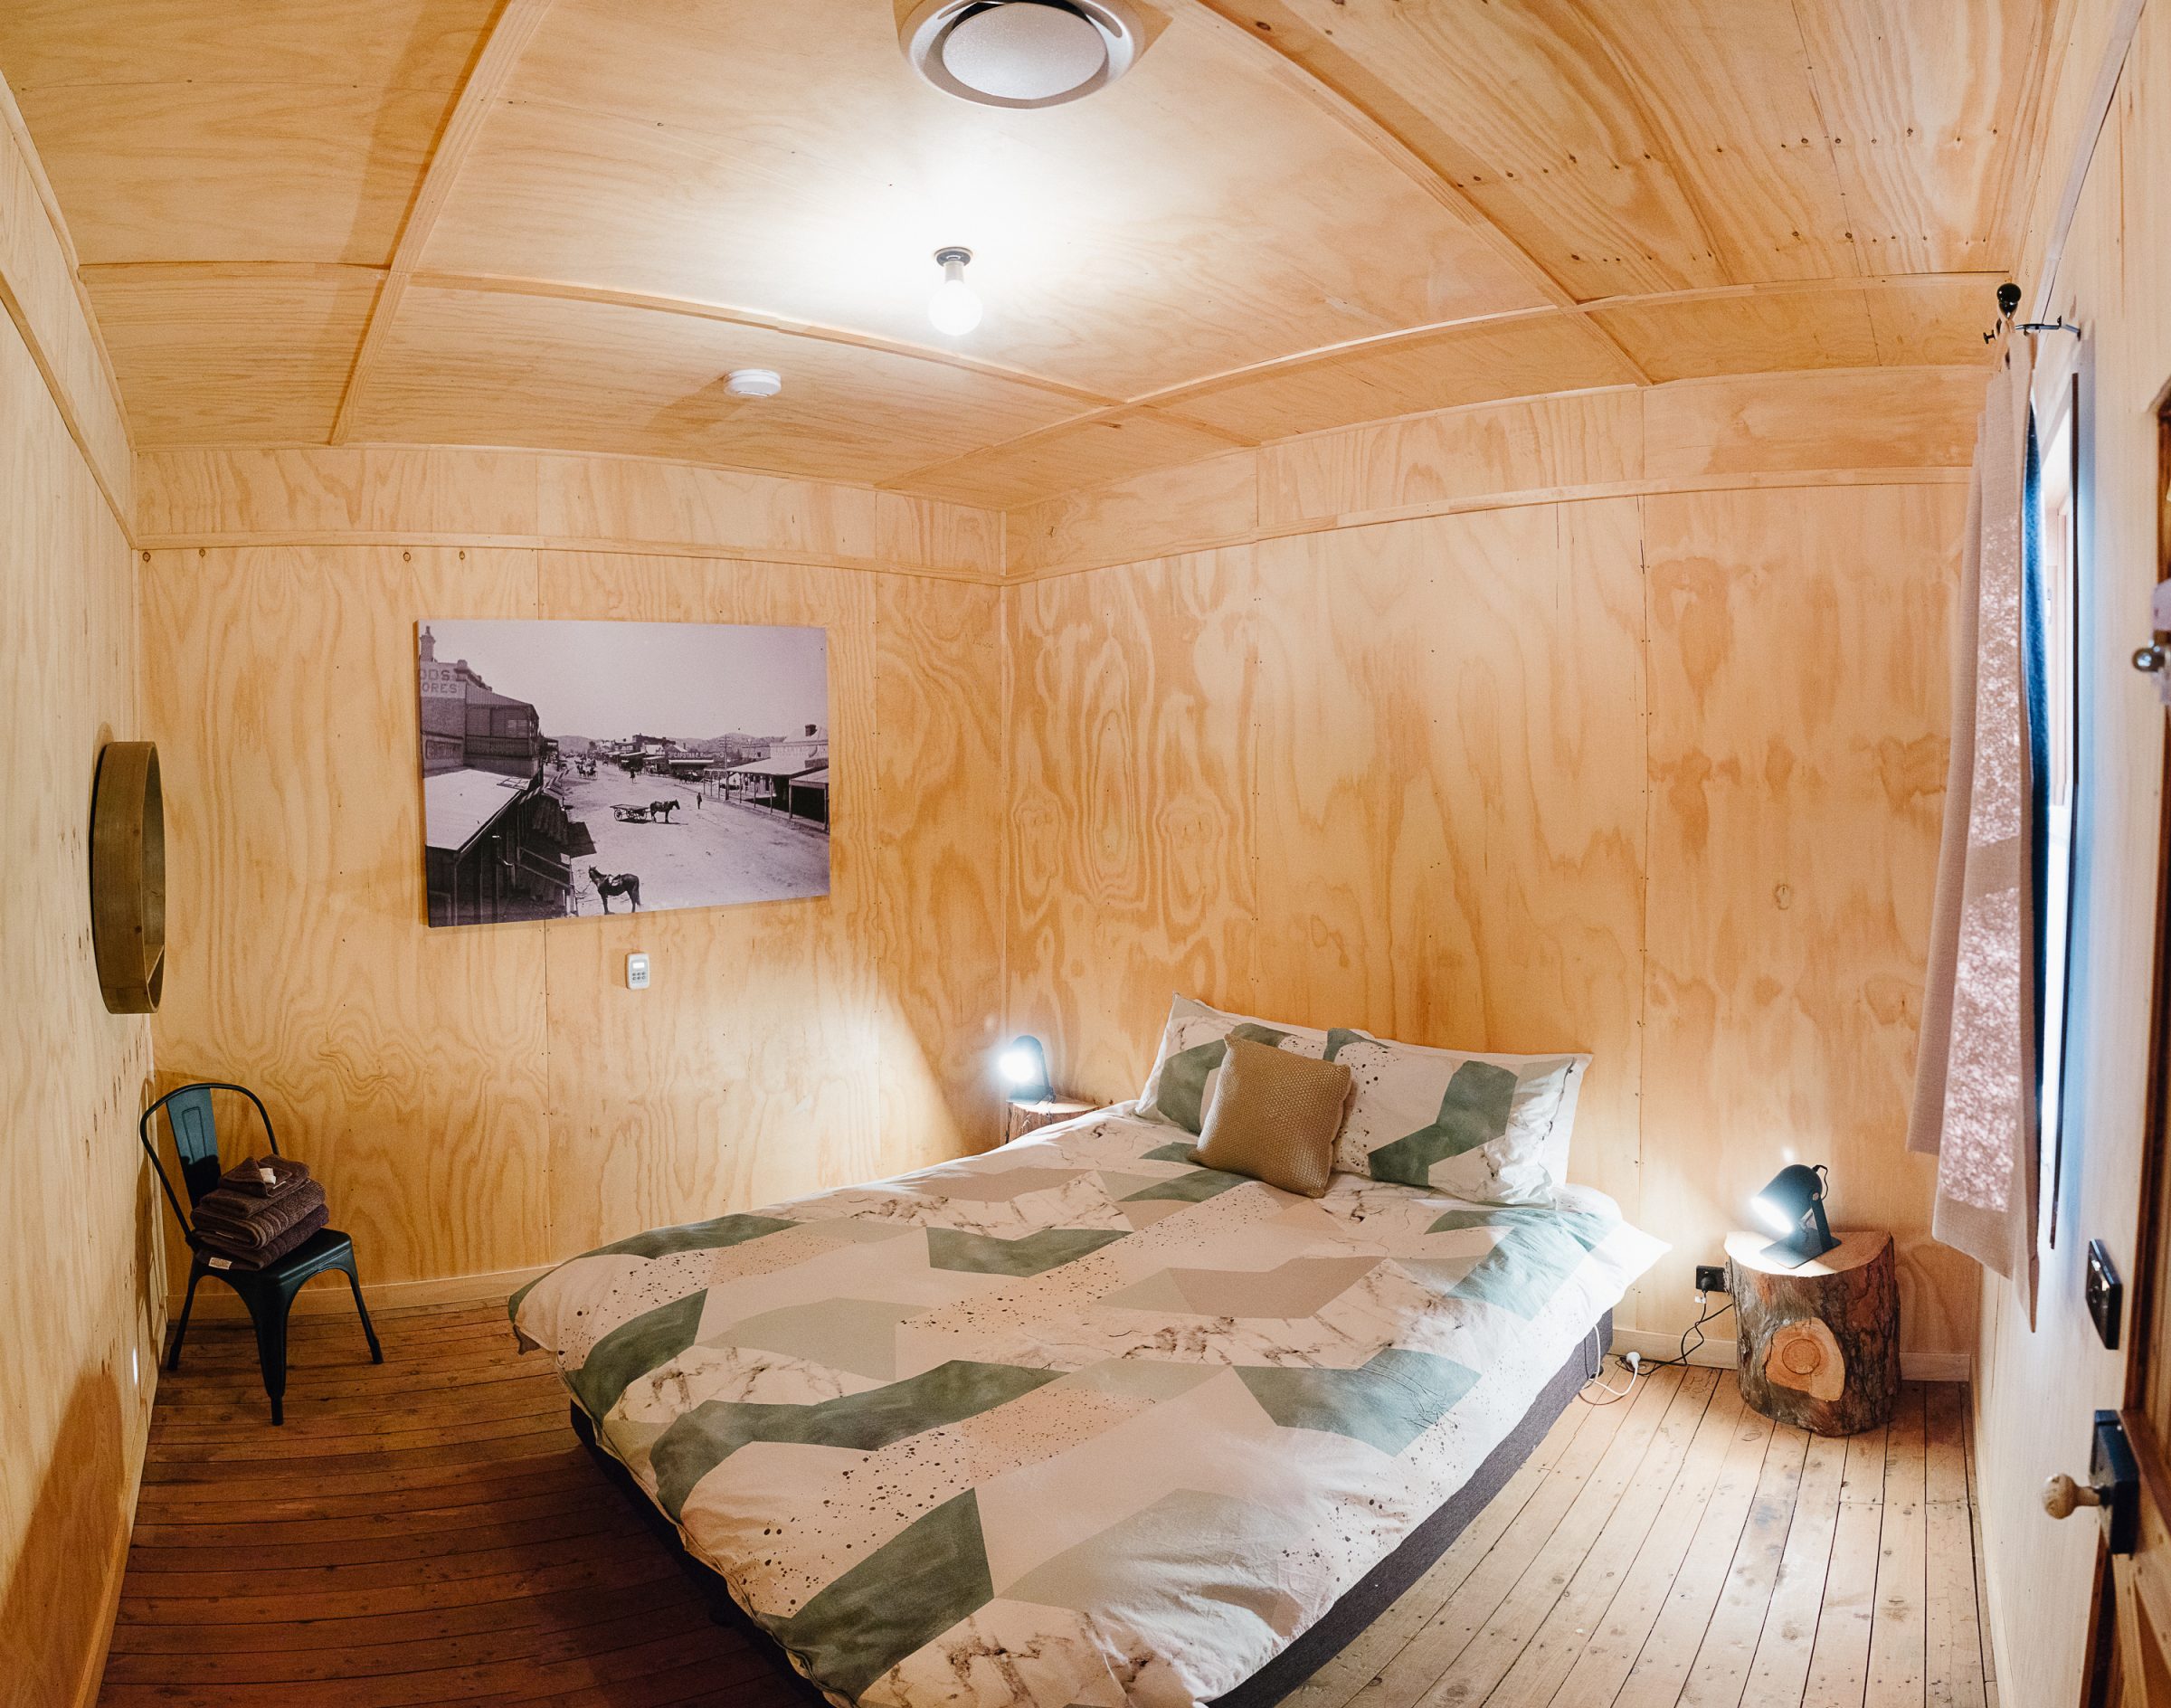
[1577,1293,1738,1406]
[1638,1294,1736,1371]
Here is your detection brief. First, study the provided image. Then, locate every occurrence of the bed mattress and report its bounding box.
[509,1105,1664,1708]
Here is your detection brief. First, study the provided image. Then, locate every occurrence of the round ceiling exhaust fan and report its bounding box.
[901,0,1149,109]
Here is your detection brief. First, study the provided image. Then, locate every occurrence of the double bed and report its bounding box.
[509,1094,1663,1708]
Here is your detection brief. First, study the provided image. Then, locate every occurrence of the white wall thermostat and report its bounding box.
[626,953,650,991]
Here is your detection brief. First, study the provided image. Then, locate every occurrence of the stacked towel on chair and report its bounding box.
[215,1153,312,1199]
[193,1166,328,1268]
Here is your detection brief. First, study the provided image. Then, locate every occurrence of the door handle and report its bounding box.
[2043,1412,2142,1553]
[2043,1473,2105,1518]
[2145,584,2171,707]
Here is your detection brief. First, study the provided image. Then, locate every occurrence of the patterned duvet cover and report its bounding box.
[509,1106,1664,1708]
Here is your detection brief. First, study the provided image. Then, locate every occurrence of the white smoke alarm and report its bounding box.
[901,0,1148,109]
[725,367,783,398]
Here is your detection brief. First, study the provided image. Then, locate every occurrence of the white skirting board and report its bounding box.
[165,1261,553,1323]
[1608,1325,1972,1384]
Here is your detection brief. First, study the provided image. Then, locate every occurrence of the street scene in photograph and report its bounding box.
[416,618,830,927]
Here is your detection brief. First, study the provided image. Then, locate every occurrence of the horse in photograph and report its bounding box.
[588,867,641,913]
[649,799,680,822]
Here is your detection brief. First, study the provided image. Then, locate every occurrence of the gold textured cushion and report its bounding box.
[1195,1036,1352,1198]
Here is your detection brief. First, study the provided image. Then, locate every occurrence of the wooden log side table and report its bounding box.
[1003,1096,1096,1145]
[1725,1229,1900,1437]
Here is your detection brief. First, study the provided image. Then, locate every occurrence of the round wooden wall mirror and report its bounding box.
[90,740,165,1013]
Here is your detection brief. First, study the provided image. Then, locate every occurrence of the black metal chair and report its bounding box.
[138,1082,383,1423]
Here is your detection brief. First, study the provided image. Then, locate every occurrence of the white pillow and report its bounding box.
[1327,1030,1589,1205]
[1134,995,1331,1134]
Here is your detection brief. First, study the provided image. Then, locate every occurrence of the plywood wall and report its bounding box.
[1006,376,1973,1352]
[1968,1,2171,1699]
[139,451,1007,1296]
[0,105,155,1708]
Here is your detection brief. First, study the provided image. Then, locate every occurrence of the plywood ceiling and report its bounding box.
[2,0,2041,508]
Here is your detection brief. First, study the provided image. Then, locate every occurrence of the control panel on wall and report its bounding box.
[626,953,650,991]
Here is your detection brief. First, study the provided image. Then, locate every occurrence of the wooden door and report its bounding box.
[2074,397,2171,1705]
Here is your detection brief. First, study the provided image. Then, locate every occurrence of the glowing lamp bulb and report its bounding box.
[995,1034,1050,1100]
[929,246,981,336]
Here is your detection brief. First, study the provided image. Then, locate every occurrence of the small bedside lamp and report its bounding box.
[996,1035,1051,1103]
[1750,1163,1838,1267]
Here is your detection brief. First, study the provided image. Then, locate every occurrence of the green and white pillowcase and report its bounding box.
[1134,995,1332,1134]
[1325,1030,1589,1206]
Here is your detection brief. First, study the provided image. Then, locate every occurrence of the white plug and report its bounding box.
[1624,1351,1643,1376]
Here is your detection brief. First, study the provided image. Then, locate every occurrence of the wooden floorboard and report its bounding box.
[103,1307,1993,1708]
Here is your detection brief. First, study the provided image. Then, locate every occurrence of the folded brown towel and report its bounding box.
[218,1154,311,1199]
[193,1178,327,1249]
[195,1200,329,1270]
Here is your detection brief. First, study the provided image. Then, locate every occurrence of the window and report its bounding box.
[2031,354,2083,1245]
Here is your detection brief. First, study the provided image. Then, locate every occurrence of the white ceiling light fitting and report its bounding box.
[725,367,782,397]
[928,248,983,336]
[901,0,1147,109]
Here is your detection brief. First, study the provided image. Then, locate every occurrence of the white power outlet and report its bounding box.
[626,953,650,991]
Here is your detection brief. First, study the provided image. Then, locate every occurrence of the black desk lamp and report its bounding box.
[1750,1163,1838,1267]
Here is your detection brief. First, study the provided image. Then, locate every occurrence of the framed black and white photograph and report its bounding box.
[416,619,830,927]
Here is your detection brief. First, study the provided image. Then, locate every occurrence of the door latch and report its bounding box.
[2138,583,2171,707]
[2043,1411,2140,1554]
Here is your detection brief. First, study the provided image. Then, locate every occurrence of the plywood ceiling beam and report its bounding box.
[881,269,1995,498]
[413,271,1122,407]
[327,0,556,446]
[1174,0,1656,385]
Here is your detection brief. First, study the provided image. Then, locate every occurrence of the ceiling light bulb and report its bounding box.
[725,367,782,397]
[928,246,981,336]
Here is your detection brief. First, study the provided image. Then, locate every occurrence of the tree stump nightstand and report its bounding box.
[1003,1096,1095,1145]
[1726,1229,1900,1437]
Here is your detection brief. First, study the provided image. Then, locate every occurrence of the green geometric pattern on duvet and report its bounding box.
[1121,1165,1252,1204]
[570,1291,708,1420]
[1427,1206,1611,1320]
[1140,1141,1202,1163]
[1366,1061,1519,1187]
[1150,1022,1294,1133]
[650,1359,1064,1517]
[764,1489,994,1699]
[925,1226,1129,1276]
[589,1211,799,1260]
[1237,1347,1480,1455]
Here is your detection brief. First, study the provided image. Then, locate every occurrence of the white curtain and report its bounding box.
[1909,342,2039,1318]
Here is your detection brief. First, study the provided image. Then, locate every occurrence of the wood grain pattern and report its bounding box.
[1641,483,1968,1355]
[96,1300,814,1707]
[0,0,496,266]
[101,1305,1989,1706]
[328,0,555,445]
[0,73,130,522]
[1248,500,1649,1263]
[422,0,1541,397]
[343,282,1083,488]
[871,574,1009,1171]
[1970,2,2171,1700]
[134,444,1004,582]
[1007,368,1982,580]
[86,264,380,445]
[1006,548,1260,1104]
[1275,1376,1984,1708]
[0,0,2051,510]
[0,266,156,1708]
[143,450,1008,1298]
[141,544,556,1286]
[1008,477,1967,1352]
